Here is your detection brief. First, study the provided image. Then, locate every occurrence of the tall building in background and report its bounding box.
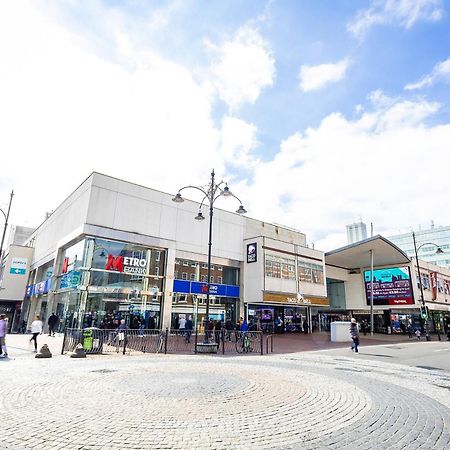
[346,221,368,244]
[386,224,450,269]
[7,225,35,246]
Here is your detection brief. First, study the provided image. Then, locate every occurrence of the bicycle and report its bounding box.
[236,332,254,353]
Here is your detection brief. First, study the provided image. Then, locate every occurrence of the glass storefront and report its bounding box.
[247,304,309,333]
[54,237,166,329]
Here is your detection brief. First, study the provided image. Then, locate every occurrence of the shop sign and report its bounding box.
[246,243,257,263]
[173,280,240,298]
[263,292,329,306]
[60,270,81,289]
[9,257,27,275]
[430,272,438,300]
[105,254,148,275]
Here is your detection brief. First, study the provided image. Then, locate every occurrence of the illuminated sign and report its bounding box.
[247,243,257,263]
[364,267,414,306]
[105,254,148,275]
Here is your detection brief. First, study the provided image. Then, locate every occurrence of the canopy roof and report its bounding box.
[325,235,411,270]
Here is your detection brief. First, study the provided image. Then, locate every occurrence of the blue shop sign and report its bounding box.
[173,280,239,297]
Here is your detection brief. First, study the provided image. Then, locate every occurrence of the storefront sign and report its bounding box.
[26,278,52,296]
[263,292,329,306]
[247,243,257,263]
[173,280,240,298]
[364,267,414,306]
[9,257,27,275]
[430,272,438,300]
[105,254,148,275]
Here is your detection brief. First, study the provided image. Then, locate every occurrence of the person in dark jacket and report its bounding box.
[48,313,59,336]
[349,318,360,353]
[185,316,193,343]
[302,320,309,335]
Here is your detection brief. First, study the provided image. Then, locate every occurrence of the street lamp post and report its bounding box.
[172,169,246,344]
[0,190,14,264]
[412,231,443,341]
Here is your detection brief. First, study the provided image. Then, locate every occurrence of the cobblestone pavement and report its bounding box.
[1,352,449,449]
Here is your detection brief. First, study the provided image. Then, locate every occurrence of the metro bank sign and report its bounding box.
[105,254,148,275]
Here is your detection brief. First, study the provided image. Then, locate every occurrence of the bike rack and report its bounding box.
[265,334,274,354]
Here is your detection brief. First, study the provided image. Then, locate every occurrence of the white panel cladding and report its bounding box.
[28,176,92,265]
[344,273,366,309]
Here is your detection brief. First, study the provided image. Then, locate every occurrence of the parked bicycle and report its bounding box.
[236,332,254,353]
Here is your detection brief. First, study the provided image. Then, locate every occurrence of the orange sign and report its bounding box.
[263,292,329,306]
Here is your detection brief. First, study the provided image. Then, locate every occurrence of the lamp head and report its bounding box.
[222,185,231,197]
[172,193,184,203]
[195,211,205,221]
[436,247,444,254]
[236,205,247,214]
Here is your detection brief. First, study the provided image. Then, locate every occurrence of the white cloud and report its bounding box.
[241,93,450,251]
[0,1,256,227]
[299,59,349,92]
[348,0,443,38]
[209,27,276,110]
[405,58,450,90]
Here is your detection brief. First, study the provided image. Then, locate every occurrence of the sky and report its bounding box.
[1,0,450,251]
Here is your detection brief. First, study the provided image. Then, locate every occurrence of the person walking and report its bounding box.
[349,318,360,353]
[178,315,186,336]
[302,319,309,335]
[0,314,9,358]
[29,315,43,353]
[47,313,58,337]
[184,316,193,343]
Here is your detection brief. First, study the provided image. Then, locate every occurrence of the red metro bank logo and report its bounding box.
[105,254,147,275]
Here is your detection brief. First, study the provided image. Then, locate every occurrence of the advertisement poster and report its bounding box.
[364,267,414,306]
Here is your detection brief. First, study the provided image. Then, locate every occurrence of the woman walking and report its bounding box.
[29,315,43,353]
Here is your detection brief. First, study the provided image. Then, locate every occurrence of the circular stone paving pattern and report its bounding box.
[1,355,449,449]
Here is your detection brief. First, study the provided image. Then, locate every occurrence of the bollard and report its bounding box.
[70,343,87,358]
[35,344,52,359]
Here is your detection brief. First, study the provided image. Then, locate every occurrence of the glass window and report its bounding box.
[217,265,223,271]
[201,275,207,282]
[217,276,223,284]
[182,272,188,280]
[190,273,195,281]
[183,261,188,266]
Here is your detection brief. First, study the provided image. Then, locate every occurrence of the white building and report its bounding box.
[346,221,368,244]
[385,225,450,269]
[17,172,328,333]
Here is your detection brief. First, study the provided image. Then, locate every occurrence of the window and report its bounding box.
[174,271,178,279]
[201,275,207,282]
[191,262,197,268]
[217,276,223,284]
[183,261,188,266]
[202,263,208,269]
[155,251,161,262]
[217,265,223,271]
[182,272,188,280]
[154,267,160,277]
[210,265,215,270]
[210,276,214,283]
[190,273,196,281]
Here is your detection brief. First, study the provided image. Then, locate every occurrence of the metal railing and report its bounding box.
[61,328,265,356]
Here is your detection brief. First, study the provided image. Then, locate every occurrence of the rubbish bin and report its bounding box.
[82,327,103,353]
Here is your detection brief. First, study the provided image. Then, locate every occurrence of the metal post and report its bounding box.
[204,170,214,344]
[164,328,169,354]
[194,324,198,354]
[0,190,14,263]
[413,232,430,341]
[221,328,225,354]
[370,249,374,336]
[260,332,263,355]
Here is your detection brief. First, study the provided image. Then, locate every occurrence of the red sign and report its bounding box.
[62,257,69,274]
[106,255,124,272]
[201,284,208,293]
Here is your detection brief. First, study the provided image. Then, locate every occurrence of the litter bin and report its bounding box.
[82,327,103,353]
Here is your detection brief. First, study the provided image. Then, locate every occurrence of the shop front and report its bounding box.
[52,237,166,330]
[247,292,329,333]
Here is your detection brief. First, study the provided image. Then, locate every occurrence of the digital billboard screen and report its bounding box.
[364,266,414,306]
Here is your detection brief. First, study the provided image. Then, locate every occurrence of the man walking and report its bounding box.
[48,312,59,336]
[0,314,8,358]
[350,318,360,353]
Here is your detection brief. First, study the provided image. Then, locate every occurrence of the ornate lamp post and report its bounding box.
[172,169,246,343]
[412,231,443,341]
[0,190,14,264]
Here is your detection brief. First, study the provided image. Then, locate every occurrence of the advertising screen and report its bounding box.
[364,267,414,306]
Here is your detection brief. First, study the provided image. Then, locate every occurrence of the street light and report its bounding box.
[172,169,246,344]
[0,190,14,265]
[412,231,443,341]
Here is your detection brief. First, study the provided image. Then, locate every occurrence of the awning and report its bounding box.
[325,235,410,270]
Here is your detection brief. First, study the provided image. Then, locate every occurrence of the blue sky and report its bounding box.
[1,0,450,250]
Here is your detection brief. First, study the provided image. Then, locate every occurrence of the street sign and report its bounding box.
[9,257,27,275]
